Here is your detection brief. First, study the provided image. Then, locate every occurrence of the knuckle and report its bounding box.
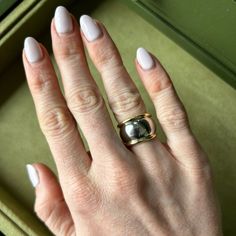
[110,88,144,116]
[67,86,104,114]
[60,223,75,236]
[55,39,88,70]
[94,44,121,69]
[30,70,55,93]
[159,104,188,131]
[59,52,85,71]
[35,199,75,235]
[156,69,169,84]
[34,199,57,223]
[40,107,74,138]
[56,39,82,60]
[149,70,172,94]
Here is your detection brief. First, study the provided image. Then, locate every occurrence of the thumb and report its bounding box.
[26,163,75,236]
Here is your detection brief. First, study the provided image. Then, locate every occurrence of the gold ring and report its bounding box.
[117,113,156,146]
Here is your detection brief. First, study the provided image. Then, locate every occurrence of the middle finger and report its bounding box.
[51,7,122,158]
[79,15,170,171]
[79,15,162,154]
[80,15,147,123]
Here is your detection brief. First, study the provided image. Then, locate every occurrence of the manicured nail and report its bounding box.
[80,15,102,42]
[136,47,154,70]
[54,6,73,34]
[24,37,43,63]
[26,164,39,188]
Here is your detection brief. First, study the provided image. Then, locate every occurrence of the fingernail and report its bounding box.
[136,47,154,70]
[24,37,43,63]
[54,6,73,34]
[26,164,39,188]
[80,15,102,42]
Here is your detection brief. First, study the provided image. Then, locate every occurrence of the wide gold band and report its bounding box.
[118,113,156,146]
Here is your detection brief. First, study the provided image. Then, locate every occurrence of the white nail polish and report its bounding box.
[80,15,101,42]
[54,6,73,34]
[136,47,154,70]
[24,37,43,63]
[26,164,39,188]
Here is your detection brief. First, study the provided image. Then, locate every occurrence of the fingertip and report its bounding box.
[26,163,59,193]
[79,15,103,42]
[26,164,39,188]
[54,6,73,35]
[136,47,155,71]
[33,163,58,186]
[28,163,63,205]
[23,37,43,64]
[136,49,172,94]
[50,17,55,33]
[29,164,75,235]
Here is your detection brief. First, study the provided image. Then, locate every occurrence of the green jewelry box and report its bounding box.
[123,0,236,89]
[0,0,20,19]
[0,0,236,235]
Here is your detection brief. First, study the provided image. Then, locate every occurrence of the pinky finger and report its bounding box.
[26,163,75,235]
[136,48,208,169]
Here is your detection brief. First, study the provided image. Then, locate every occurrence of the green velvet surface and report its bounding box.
[0,0,19,18]
[0,0,236,235]
[122,0,236,90]
[138,0,236,76]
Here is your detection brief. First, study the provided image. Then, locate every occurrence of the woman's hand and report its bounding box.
[23,6,222,236]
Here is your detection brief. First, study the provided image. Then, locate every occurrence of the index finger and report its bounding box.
[23,37,90,189]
